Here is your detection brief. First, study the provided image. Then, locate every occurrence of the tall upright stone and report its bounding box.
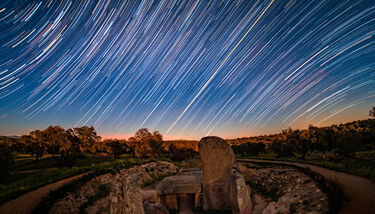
[199,136,236,210]
[198,136,252,213]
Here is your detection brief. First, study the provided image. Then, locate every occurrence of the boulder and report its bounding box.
[198,136,251,213]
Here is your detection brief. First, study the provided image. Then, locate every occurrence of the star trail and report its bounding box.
[0,0,374,139]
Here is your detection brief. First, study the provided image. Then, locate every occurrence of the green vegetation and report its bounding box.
[242,154,375,181]
[0,143,14,176]
[32,171,97,214]
[0,124,199,205]
[32,158,149,214]
[0,166,90,204]
[79,183,112,214]
[1,111,374,210]
[0,158,148,205]
[232,119,375,181]
[142,171,177,188]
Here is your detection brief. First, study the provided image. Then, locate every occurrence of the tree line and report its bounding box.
[0,126,198,176]
[232,118,375,159]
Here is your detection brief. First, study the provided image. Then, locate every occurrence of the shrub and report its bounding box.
[0,143,14,177]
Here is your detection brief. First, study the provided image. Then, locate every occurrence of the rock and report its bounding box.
[156,175,201,195]
[198,136,251,213]
[111,196,118,204]
[158,194,178,210]
[155,169,203,210]
[141,189,157,202]
[143,201,169,214]
[199,136,236,210]
[241,166,329,214]
[112,175,145,214]
[229,164,252,214]
[50,161,178,214]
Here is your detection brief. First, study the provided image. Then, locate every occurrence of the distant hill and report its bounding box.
[0,135,21,140]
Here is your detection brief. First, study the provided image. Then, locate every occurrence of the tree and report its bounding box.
[44,126,69,156]
[293,130,311,159]
[103,139,129,159]
[370,107,375,117]
[168,144,197,161]
[131,128,164,158]
[0,143,13,176]
[309,126,334,159]
[334,130,361,158]
[71,126,101,156]
[20,130,46,160]
[232,142,265,156]
[269,128,295,158]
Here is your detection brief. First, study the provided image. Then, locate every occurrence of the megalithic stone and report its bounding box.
[198,136,252,213]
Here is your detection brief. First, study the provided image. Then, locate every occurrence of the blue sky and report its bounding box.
[0,0,374,139]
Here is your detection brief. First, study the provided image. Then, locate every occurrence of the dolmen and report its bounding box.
[155,136,251,213]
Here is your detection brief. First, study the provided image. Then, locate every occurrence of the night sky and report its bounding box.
[0,0,374,139]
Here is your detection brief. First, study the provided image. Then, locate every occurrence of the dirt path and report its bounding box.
[239,159,375,214]
[0,173,86,214]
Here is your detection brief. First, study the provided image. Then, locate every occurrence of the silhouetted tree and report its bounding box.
[20,130,46,160]
[130,128,163,158]
[0,143,13,176]
[71,126,101,156]
[103,139,129,159]
[370,107,375,118]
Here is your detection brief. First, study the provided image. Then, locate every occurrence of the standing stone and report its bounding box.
[199,136,236,210]
[198,136,252,213]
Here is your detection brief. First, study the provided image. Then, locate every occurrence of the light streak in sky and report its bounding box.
[0,0,374,138]
[166,0,275,134]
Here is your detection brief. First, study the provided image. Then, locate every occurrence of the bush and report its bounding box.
[232,142,266,156]
[0,143,14,177]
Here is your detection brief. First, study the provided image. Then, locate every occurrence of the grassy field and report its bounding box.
[11,154,134,171]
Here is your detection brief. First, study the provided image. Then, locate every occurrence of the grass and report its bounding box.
[11,155,122,171]
[0,166,91,205]
[141,171,177,188]
[79,183,112,214]
[0,172,36,185]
